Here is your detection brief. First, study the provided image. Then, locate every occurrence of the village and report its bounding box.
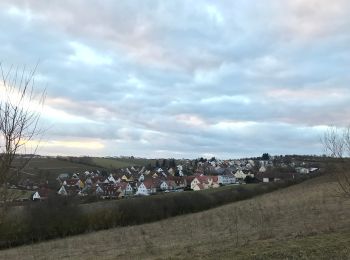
[28,155,320,201]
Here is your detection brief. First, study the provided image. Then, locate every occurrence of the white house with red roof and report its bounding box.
[191,176,219,190]
[117,182,134,196]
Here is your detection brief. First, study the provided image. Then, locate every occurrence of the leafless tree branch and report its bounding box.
[321,126,350,196]
[0,63,45,221]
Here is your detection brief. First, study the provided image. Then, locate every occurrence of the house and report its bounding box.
[57,185,68,196]
[65,179,79,187]
[259,166,267,173]
[295,167,309,174]
[117,182,134,196]
[234,170,254,182]
[85,178,93,186]
[192,183,205,191]
[168,176,187,189]
[191,177,202,190]
[167,180,177,190]
[135,182,150,196]
[159,180,176,191]
[77,179,84,189]
[107,174,117,183]
[208,176,220,188]
[176,165,184,176]
[168,168,175,176]
[95,184,104,195]
[121,175,129,182]
[138,174,145,182]
[32,191,41,201]
[92,176,105,184]
[185,176,196,188]
[144,179,159,193]
[160,181,168,191]
[102,185,120,199]
[190,176,218,190]
[218,175,236,185]
[234,170,246,180]
[256,172,295,183]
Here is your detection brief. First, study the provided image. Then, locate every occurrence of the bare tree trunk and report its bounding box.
[0,63,45,223]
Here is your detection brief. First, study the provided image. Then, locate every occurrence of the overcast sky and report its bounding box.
[0,0,349,158]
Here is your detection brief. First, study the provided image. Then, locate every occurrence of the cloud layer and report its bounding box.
[1,0,349,158]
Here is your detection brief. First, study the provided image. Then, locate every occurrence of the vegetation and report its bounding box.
[322,126,350,196]
[0,173,348,259]
[11,157,104,189]
[57,156,158,170]
[91,157,152,169]
[0,64,45,223]
[0,176,309,248]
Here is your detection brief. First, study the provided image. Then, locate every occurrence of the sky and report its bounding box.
[0,0,349,159]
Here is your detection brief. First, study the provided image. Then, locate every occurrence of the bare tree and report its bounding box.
[321,126,350,196]
[0,63,45,220]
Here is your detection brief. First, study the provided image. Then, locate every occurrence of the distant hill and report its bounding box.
[90,157,157,169]
[12,157,105,185]
[11,156,158,186]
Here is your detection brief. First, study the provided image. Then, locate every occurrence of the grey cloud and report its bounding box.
[1,1,349,157]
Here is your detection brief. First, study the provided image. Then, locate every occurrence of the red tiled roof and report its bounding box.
[65,179,79,186]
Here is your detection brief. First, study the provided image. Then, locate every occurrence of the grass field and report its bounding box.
[91,157,157,169]
[20,157,103,175]
[11,157,105,184]
[1,173,349,259]
[0,188,33,201]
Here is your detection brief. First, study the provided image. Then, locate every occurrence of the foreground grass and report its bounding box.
[232,231,350,260]
[1,174,349,259]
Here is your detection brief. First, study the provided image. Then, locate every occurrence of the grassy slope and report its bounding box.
[1,174,349,260]
[91,157,157,169]
[20,158,103,175]
[13,157,104,184]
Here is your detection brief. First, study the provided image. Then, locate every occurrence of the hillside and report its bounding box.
[91,157,157,169]
[1,173,349,259]
[12,157,105,185]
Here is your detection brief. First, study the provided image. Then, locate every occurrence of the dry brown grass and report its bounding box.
[1,174,349,260]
